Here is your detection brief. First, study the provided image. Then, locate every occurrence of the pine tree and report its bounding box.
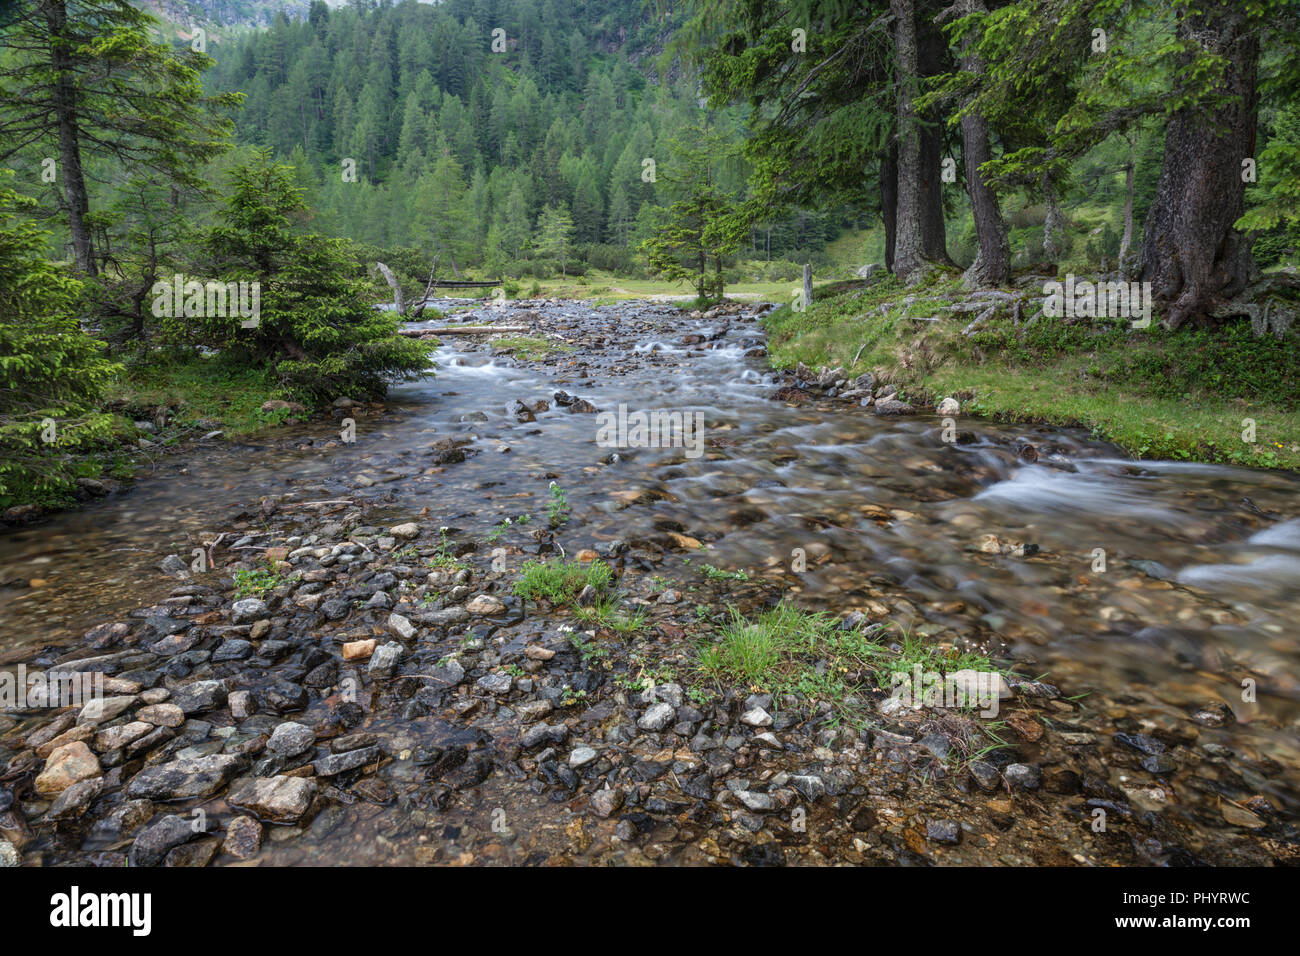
[0,0,240,274]
[0,177,120,509]
[640,125,743,301]
[535,203,575,277]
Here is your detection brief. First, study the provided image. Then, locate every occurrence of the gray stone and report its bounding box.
[267,721,315,757]
[368,642,404,679]
[231,598,269,624]
[387,613,416,640]
[313,745,380,777]
[732,790,774,812]
[129,814,198,867]
[637,702,675,731]
[224,816,262,860]
[126,753,240,800]
[171,680,228,715]
[226,775,318,823]
[476,672,513,695]
[1004,763,1041,790]
[926,818,961,844]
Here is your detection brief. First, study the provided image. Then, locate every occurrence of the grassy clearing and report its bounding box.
[765,275,1300,471]
[696,603,1007,729]
[488,336,573,360]
[106,353,293,437]
[517,271,796,304]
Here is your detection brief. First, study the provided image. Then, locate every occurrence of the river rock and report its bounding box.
[135,703,184,728]
[171,680,228,714]
[226,775,318,824]
[129,814,198,867]
[231,598,269,624]
[224,816,263,859]
[313,746,380,777]
[874,399,916,416]
[638,702,675,731]
[35,742,101,795]
[126,753,240,800]
[368,642,404,678]
[476,672,513,695]
[46,776,104,820]
[466,593,506,615]
[590,787,623,817]
[267,721,315,757]
[388,613,416,640]
[1004,763,1041,790]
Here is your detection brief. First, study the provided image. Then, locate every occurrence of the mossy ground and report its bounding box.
[763,274,1300,471]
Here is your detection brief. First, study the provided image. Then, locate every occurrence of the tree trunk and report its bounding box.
[45,0,95,275]
[881,143,897,273]
[1139,1,1259,330]
[1119,146,1136,276]
[956,0,1009,288]
[1041,170,1065,262]
[890,0,950,282]
[891,0,927,281]
[917,13,950,265]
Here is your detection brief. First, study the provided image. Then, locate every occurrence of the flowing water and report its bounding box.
[2,298,1297,862]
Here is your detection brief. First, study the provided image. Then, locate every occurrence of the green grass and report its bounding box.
[488,336,573,360]
[233,564,292,599]
[764,279,1300,471]
[426,530,469,573]
[696,603,1007,728]
[106,352,294,436]
[699,563,750,583]
[572,592,647,634]
[513,558,613,604]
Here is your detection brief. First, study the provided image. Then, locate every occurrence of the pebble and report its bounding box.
[1004,763,1041,790]
[590,788,623,817]
[224,816,263,860]
[638,702,676,731]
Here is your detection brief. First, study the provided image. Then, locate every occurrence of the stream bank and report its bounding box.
[1,297,1297,866]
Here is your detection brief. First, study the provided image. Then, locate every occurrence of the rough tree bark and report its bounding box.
[881,142,898,273]
[917,12,951,265]
[1140,1,1260,330]
[1118,145,1136,276]
[954,0,1010,287]
[45,0,95,275]
[1041,170,1065,263]
[890,0,951,281]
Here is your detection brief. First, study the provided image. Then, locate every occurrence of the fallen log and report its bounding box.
[400,325,528,337]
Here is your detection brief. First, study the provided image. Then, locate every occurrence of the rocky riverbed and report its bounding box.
[1,298,1297,866]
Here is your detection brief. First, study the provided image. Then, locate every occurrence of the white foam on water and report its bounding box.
[972,465,1182,525]
[1177,552,1300,591]
[1249,518,1300,551]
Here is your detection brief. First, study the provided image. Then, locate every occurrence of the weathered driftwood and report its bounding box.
[961,304,998,336]
[376,261,404,317]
